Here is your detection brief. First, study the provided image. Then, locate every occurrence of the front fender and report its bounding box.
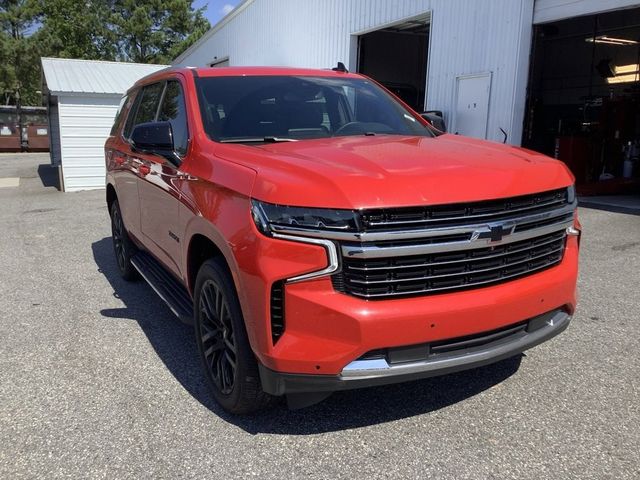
[179,154,259,343]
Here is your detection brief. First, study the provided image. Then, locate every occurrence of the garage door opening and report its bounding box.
[357,14,430,112]
[523,7,640,196]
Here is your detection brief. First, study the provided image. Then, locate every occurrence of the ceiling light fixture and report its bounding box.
[607,73,639,84]
[586,35,639,46]
[606,64,640,84]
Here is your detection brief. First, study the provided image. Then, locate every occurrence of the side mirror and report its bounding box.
[421,111,447,133]
[130,122,179,164]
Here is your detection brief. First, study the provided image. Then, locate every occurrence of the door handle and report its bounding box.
[174,172,197,181]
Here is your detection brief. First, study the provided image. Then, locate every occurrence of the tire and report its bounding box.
[110,199,139,281]
[194,258,274,414]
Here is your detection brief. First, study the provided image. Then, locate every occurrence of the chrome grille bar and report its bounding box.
[344,231,565,271]
[346,245,564,285]
[341,213,573,259]
[364,196,566,227]
[343,255,563,299]
[360,188,568,231]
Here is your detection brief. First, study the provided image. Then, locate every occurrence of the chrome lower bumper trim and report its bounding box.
[258,309,572,396]
[341,310,570,378]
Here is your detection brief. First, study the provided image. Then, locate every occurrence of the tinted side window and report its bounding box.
[110,95,129,135]
[158,81,189,156]
[122,90,142,139]
[133,82,165,127]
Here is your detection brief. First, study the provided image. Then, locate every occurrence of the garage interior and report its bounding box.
[524,7,640,197]
[357,14,429,112]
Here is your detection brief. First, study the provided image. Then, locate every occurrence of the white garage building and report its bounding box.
[41,58,166,192]
[174,0,640,150]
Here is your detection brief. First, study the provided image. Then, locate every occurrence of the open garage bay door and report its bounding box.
[524,7,640,196]
[357,14,430,112]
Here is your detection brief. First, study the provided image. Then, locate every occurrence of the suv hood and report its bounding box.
[215,134,574,209]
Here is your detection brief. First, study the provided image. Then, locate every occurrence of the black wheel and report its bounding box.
[110,200,139,281]
[194,258,273,414]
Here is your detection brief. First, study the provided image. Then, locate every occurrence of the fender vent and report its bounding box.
[270,281,285,344]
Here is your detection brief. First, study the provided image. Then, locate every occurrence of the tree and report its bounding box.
[111,0,210,64]
[37,0,116,60]
[0,0,211,106]
[0,0,42,105]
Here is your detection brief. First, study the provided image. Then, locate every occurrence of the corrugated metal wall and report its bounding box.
[426,0,534,145]
[57,95,120,192]
[533,0,639,24]
[175,0,535,145]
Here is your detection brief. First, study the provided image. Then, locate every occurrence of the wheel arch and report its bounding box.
[186,233,231,297]
[106,183,117,212]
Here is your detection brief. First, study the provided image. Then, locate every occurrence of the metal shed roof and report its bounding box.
[41,57,168,96]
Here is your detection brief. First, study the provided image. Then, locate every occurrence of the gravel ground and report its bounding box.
[0,153,639,479]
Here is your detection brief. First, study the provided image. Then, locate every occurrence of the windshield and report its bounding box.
[195,75,435,142]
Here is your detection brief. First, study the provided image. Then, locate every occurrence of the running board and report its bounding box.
[130,251,194,325]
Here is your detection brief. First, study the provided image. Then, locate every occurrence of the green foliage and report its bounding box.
[0,0,41,38]
[37,0,117,60]
[110,0,210,63]
[0,0,210,106]
[0,0,43,105]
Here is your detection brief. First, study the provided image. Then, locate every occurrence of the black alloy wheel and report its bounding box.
[110,200,138,280]
[199,278,237,394]
[194,258,274,413]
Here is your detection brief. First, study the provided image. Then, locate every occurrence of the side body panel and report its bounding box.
[106,93,142,240]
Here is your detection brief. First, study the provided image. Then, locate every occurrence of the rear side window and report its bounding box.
[158,81,189,156]
[110,95,129,135]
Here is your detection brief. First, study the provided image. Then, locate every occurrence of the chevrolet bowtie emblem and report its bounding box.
[473,222,516,242]
[489,225,508,241]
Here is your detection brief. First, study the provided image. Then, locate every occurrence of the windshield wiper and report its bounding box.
[220,136,298,144]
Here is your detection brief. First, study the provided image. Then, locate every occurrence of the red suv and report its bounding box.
[105,66,580,413]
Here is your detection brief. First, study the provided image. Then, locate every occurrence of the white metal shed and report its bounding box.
[41,58,167,192]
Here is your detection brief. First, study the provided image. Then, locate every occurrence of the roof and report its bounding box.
[41,57,168,96]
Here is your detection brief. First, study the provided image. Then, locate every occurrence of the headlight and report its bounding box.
[251,199,358,235]
[567,184,576,204]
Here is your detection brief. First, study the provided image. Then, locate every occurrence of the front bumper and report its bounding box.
[259,308,571,395]
[236,229,578,376]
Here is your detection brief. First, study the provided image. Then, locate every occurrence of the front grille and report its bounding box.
[359,188,568,231]
[333,229,567,299]
[327,188,574,299]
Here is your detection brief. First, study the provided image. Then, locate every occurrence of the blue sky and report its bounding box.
[193,0,243,26]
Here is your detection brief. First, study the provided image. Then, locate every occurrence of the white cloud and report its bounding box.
[221,4,235,15]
